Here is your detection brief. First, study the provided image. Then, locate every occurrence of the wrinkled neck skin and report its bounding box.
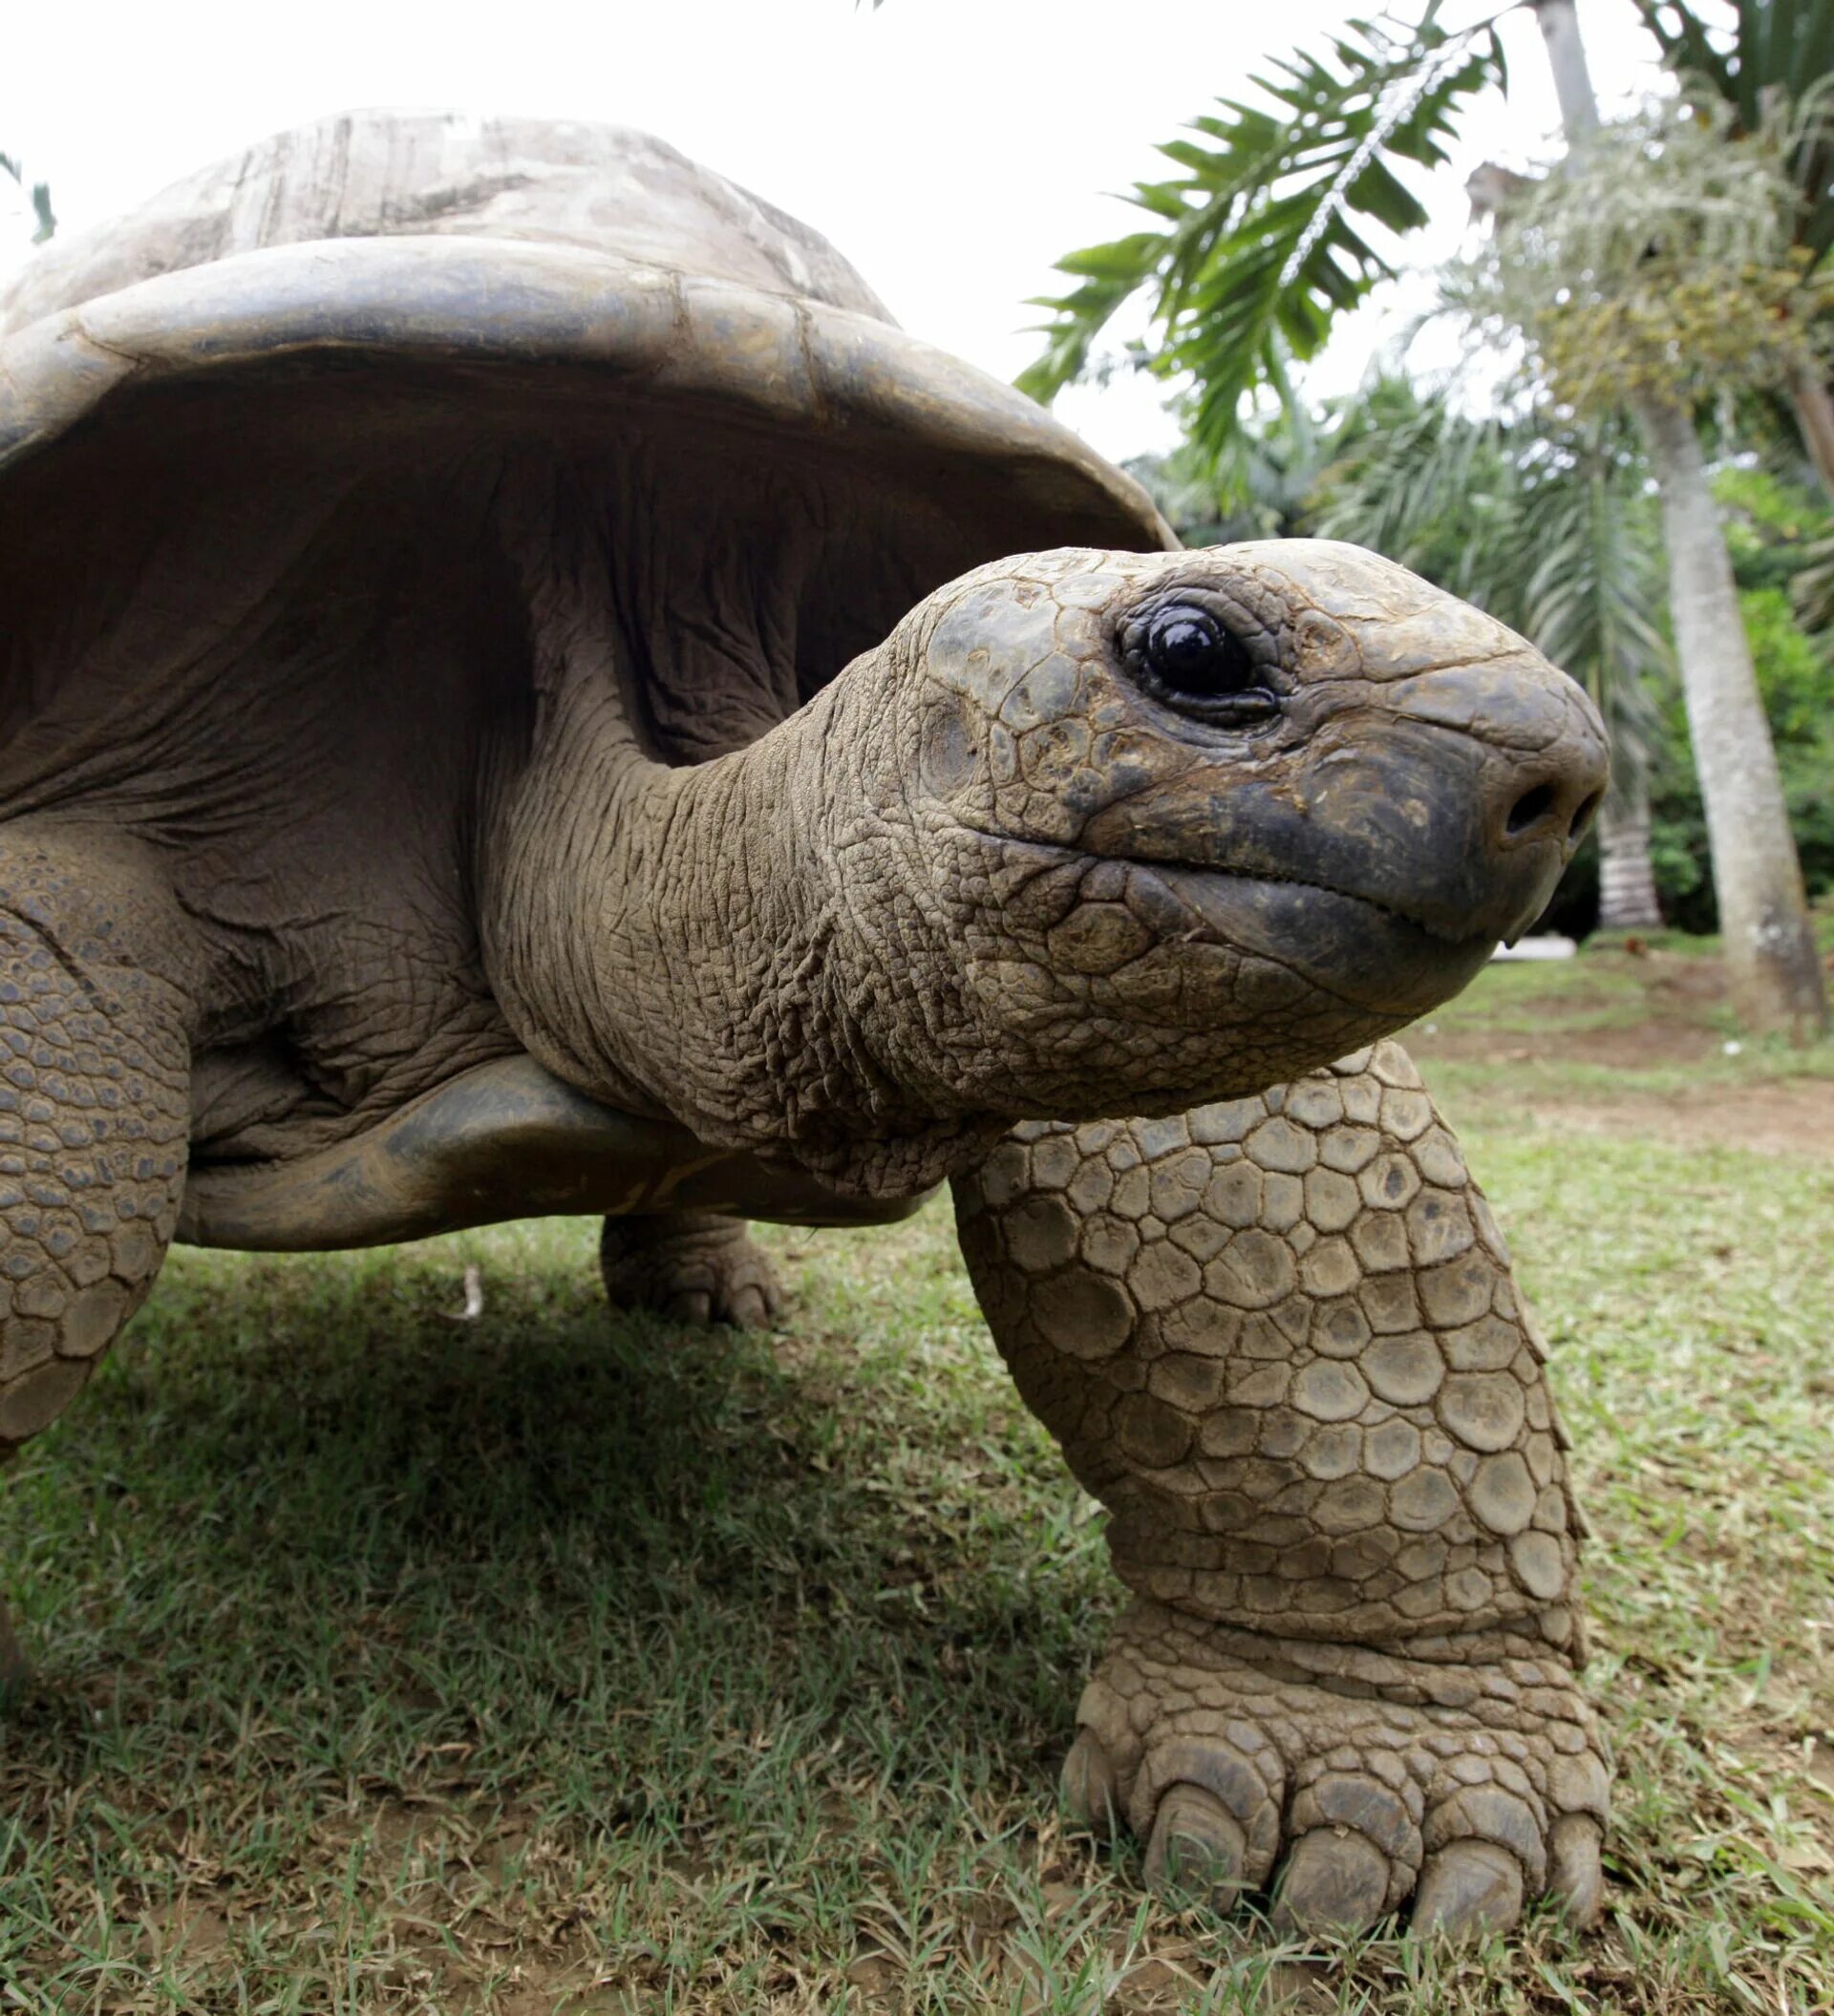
[482,522,1594,1203]
[480,490,1006,1199]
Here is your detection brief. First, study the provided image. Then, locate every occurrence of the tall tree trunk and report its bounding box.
[1783,356,1834,500]
[1635,393,1825,1029]
[1531,0,1827,1036]
[1596,779,1662,932]
[1532,0,1600,138]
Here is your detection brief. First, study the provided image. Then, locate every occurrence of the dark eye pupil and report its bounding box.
[1145,607,1251,697]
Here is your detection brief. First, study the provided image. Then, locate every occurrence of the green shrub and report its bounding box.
[1546,475,1834,937]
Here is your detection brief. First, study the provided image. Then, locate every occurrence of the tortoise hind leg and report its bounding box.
[0,831,195,1660]
[599,1211,783,1328]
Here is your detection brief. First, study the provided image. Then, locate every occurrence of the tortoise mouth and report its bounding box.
[1130,857,1499,1010]
[1106,851,1504,961]
[974,821,1495,947]
[973,829,1500,1023]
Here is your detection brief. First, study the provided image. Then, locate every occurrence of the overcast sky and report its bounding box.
[2,0,1674,462]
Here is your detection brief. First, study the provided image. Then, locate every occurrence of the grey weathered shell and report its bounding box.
[0,110,1170,551]
[0,113,894,332]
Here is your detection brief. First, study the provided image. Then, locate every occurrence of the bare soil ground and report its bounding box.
[1405,942,1834,1157]
[1533,1078,1834,1157]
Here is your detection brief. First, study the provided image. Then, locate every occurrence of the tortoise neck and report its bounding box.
[483,668,821,1105]
[478,524,999,1199]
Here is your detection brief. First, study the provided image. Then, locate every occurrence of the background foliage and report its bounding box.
[1640,468,1834,932]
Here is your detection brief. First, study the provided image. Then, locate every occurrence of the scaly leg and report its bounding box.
[0,830,195,1665]
[599,1211,783,1328]
[952,1040,1607,1938]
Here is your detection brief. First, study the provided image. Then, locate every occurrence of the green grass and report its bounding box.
[1,949,1831,2012]
[1407,920,1834,1117]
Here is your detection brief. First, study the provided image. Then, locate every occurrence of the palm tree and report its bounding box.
[1517,444,1669,930]
[1626,0,1834,497]
[1022,0,1826,1035]
[1527,0,1824,1029]
[1315,379,1669,928]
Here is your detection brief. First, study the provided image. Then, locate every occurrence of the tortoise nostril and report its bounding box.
[1504,781,1558,838]
[1569,790,1602,842]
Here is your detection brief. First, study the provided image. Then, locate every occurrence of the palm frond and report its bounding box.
[1313,379,1512,603]
[0,154,54,243]
[1518,438,1668,786]
[1016,8,1505,456]
[1793,526,1834,630]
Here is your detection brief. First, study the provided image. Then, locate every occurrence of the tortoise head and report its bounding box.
[825,540,1607,1124]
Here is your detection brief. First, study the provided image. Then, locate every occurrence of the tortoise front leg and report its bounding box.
[952,1041,1609,1939]
[0,830,195,1666]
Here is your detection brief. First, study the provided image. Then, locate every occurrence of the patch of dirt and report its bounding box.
[1416,1055,1834,1155]
[1408,947,1834,1156]
[1525,1079,1834,1158]
[1421,1019,1720,1070]
[139,1898,230,1963]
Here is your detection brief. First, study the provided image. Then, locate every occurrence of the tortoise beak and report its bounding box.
[1080,650,1609,950]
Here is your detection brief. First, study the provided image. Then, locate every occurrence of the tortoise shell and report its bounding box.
[0,110,1167,559]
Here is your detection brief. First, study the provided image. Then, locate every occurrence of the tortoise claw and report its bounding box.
[1060,1727,1120,1833]
[1144,1783,1249,1912]
[725,1284,772,1330]
[1273,1831,1393,1937]
[1412,1839,1525,1939]
[1546,1814,1605,1928]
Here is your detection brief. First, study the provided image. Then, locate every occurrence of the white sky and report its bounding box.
[1,0,1672,463]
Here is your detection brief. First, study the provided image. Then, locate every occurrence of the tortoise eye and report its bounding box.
[1130,603,1278,722]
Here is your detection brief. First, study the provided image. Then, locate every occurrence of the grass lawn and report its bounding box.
[1,936,1830,2013]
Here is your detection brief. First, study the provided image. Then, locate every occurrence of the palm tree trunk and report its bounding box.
[1531,0,1600,138]
[1531,0,1827,1036]
[1783,356,1834,500]
[1596,781,1662,932]
[1635,391,1825,1031]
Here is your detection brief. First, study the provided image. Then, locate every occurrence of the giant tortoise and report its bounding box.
[0,112,1610,1938]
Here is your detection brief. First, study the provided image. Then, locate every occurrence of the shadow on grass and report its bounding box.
[2,1231,1095,1824]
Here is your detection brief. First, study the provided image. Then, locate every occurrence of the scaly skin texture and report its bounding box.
[489,537,1605,1201]
[952,1041,1609,1936]
[0,831,193,1459]
[599,1212,784,1329]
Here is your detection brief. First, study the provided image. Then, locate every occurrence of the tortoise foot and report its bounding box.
[599,1212,784,1329]
[1064,1601,1608,1941]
